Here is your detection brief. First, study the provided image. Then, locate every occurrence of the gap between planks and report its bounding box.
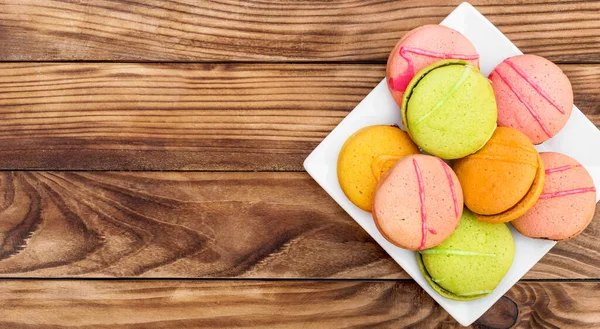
[0,277,598,282]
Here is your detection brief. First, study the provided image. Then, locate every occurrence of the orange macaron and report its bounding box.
[453,127,545,223]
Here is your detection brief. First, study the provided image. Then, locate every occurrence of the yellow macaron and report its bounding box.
[337,125,419,211]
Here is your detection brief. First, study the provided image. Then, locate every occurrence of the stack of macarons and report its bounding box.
[336,24,597,301]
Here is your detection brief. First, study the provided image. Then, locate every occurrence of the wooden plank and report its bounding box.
[1,1,599,63]
[0,63,598,171]
[0,280,598,328]
[0,171,597,279]
[0,63,378,171]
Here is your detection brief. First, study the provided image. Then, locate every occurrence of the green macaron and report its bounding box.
[402,60,497,160]
[417,208,515,301]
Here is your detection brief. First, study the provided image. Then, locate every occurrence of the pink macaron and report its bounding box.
[488,54,573,144]
[512,152,597,241]
[386,25,480,110]
[372,154,463,250]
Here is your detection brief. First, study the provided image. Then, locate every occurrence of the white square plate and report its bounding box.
[303,2,600,326]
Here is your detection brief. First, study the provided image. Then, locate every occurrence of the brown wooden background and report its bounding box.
[0,1,599,328]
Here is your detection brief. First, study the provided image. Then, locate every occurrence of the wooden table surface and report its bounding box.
[0,1,599,328]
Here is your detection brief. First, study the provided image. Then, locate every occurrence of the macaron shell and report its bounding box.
[337,125,419,211]
[418,209,515,301]
[476,153,545,223]
[489,54,573,144]
[372,154,463,250]
[386,25,427,68]
[417,254,484,301]
[386,25,479,108]
[453,127,539,215]
[403,61,497,159]
[401,60,471,130]
[512,152,597,240]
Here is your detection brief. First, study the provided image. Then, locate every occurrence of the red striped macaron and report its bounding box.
[488,54,573,144]
[386,25,480,111]
[372,154,463,250]
[512,152,596,241]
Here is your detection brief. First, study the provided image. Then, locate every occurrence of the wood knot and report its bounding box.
[474,296,518,329]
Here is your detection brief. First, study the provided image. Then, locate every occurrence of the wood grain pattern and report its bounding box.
[1,0,599,325]
[1,63,598,171]
[0,63,378,171]
[0,280,599,328]
[0,171,597,279]
[1,1,599,63]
